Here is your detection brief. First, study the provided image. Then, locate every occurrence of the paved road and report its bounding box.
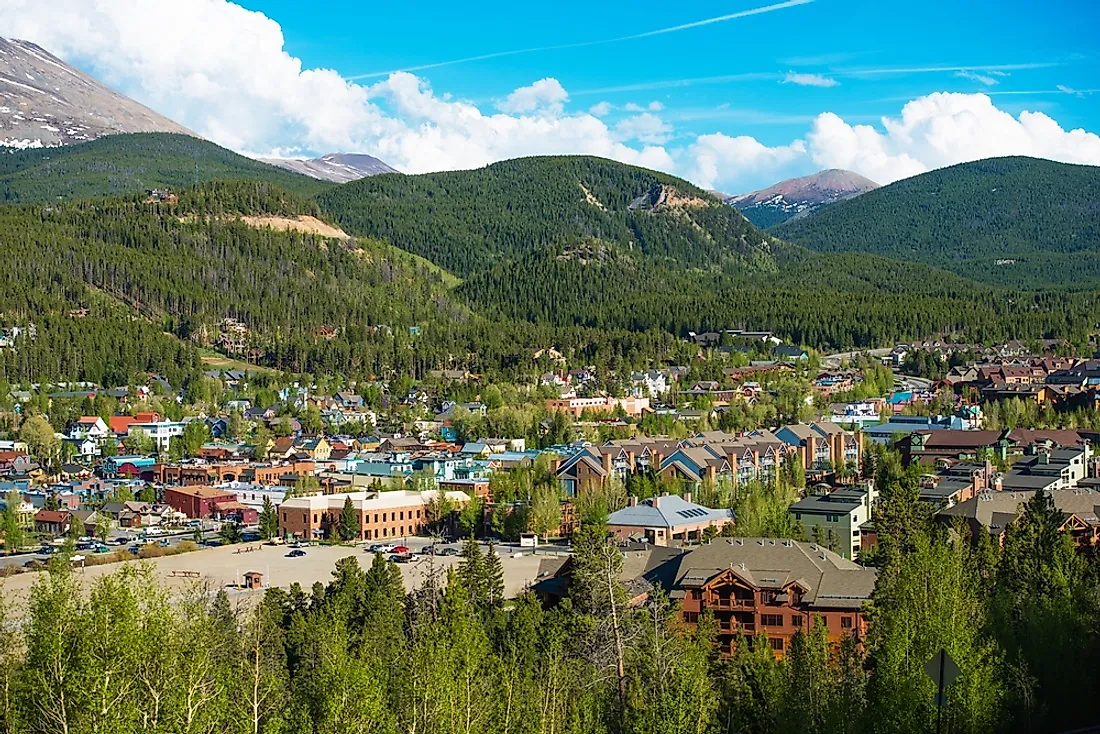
[822,347,892,369]
[0,527,221,572]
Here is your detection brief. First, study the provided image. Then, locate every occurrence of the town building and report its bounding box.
[605,493,734,545]
[278,488,470,541]
[789,484,876,560]
[534,538,876,657]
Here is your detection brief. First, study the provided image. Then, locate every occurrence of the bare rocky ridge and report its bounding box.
[260,153,399,183]
[725,169,880,228]
[0,37,194,149]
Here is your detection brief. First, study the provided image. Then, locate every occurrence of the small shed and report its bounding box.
[243,571,263,590]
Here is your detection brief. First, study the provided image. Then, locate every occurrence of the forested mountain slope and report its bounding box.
[0,181,478,380]
[316,156,787,277]
[772,156,1100,288]
[0,133,329,203]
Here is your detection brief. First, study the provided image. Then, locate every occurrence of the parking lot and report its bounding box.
[0,537,565,613]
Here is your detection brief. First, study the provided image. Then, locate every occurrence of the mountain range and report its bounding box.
[725,169,880,229]
[0,37,192,149]
[260,153,399,182]
[773,156,1100,288]
[2,38,1100,379]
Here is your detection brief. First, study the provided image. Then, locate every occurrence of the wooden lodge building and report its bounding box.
[533,537,877,657]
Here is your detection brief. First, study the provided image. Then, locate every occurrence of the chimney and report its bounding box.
[602,451,612,474]
[684,491,693,504]
[628,495,638,507]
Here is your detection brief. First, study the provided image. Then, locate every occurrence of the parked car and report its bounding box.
[158,539,171,547]
[75,541,93,551]
[37,546,55,556]
[392,546,410,555]
[390,553,410,563]
[369,544,396,553]
[94,544,111,553]
[287,549,307,558]
[202,539,224,547]
[405,553,422,562]
[114,536,132,545]
[293,541,312,548]
[440,547,459,557]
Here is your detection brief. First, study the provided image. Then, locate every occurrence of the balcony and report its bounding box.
[707,597,755,610]
[718,622,756,635]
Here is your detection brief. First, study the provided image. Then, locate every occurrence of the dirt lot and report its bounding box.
[0,542,557,612]
[239,215,349,239]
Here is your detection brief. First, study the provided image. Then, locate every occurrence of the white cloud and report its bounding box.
[782,72,839,88]
[806,92,1100,183]
[624,101,665,112]
[686,134,806,190]
[588,101,613,117]
[497,77,568,114]
[1057,84,1086,98]
[954,70,999,85]
[614,113,673,144]
[1,1,1098,195]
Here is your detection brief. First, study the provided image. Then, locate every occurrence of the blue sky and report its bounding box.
[4,0,1100,190]
[250,0,1100,145]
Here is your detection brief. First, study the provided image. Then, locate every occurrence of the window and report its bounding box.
[791,615,802,627]
[769,637,784,651]
[382,528,388,537]
[683,612,699,624]
[302,514,307,523]
[312,514,317,523]
[374,513,378,523]
[282,513,286,522]
[399,511,404,521]
[382,512,387,522]
[853,530,860,537]
[795,512,802,521]
[841,617,853,629]
[691,589,702,600]
[761,614,783,627]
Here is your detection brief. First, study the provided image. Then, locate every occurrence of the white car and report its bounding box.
[368,543,396,553]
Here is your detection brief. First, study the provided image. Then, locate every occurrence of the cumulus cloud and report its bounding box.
[806,92,1100,183]
[2,0,1099,193]
[497,78,568,114]
[686,134,806,190]
[782,72,839,88]
[954,70,999,85]
[614,113,673,144]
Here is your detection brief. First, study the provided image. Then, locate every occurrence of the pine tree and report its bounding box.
[457,536,485,608]
[337,496,358,542]
[259,495,278,540]
[482,542,505,610]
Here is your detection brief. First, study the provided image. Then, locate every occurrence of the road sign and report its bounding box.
[926,649,961,734]
[924,649,961,688]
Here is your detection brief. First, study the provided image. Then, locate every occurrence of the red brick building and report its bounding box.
[164,486,238,519]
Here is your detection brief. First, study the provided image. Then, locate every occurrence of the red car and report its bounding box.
[392,546,410,555]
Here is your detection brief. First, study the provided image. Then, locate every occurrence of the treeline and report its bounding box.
[773,156,1100,289]
[0,133,329,204]
[2,460,1098,734]
[459,248,1100,349]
